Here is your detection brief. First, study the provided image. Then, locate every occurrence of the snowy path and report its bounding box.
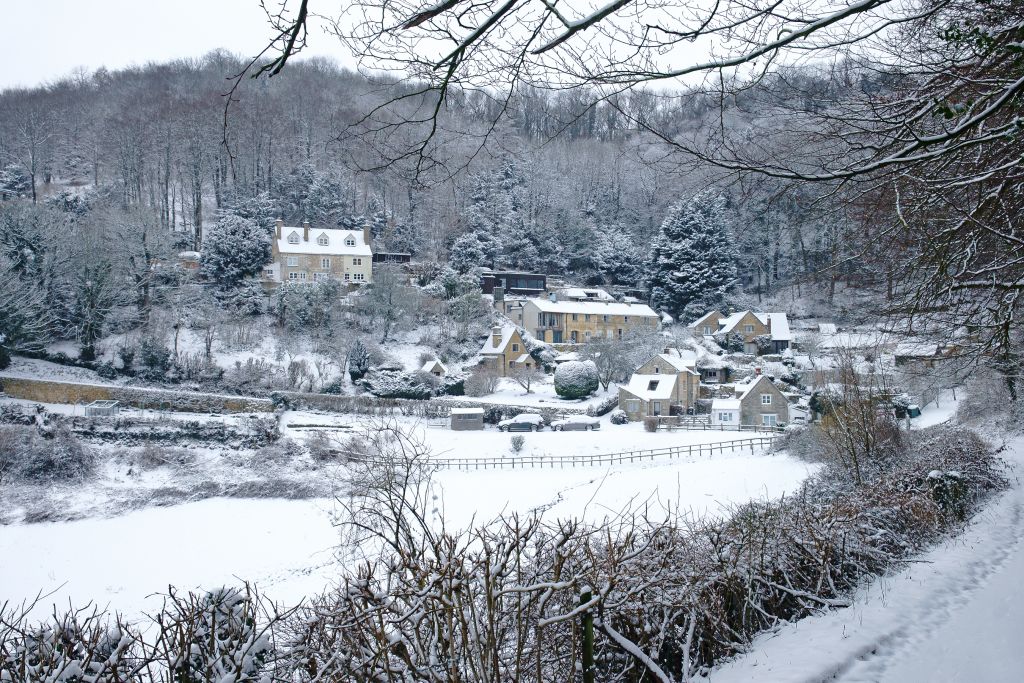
[705,436,1024,683]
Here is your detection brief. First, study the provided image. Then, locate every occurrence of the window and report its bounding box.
[624,316,629,322]
[584,314,591,322]
[344,273,350,281]
[287,232,300,244]
[626,400,639,412]
[572,313,578,321]
[345,236,356,246]
[313,272,328,281]
[584,331,592,341]
[352,257,362,266]
[321,257,330,269]
[647,380,660,391]
[719,412,733,422]
[744,324,754,333]
[317,234,329,246]
[353,273,365,281]
[511,343,519,352]
[617,329,622,339]
[703,326,712,335]
[603,314,610,323]
[654,366,660,374]
[286,256,299,267]
[762,414,778,426]
[761,394,772,405]
[263,268,274,278]
[707,369,718,378]
[287,271,306,280]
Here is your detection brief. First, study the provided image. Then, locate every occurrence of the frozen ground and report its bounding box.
[704,435,1024,683]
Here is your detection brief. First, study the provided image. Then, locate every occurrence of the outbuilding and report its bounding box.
[450,407,485,431]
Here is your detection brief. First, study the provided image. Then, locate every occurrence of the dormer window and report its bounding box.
[287,232,300,245]
[317,233,329,246]
[345,235,356,247]
[647,380,660,391]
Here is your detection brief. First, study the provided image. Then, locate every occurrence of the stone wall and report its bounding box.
[0,376,273,414]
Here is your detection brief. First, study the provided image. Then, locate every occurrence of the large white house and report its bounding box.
[263,219,373,284]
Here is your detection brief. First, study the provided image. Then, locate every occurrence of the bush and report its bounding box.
[553,360,599,399]
[643,416,659,432]
[510,434,525,453]
[610,409,628,425]
[1,425,95,482]
[358,370,433,400]
[96,361,118,379]
[0,344,10,370]
[138,338,172,380]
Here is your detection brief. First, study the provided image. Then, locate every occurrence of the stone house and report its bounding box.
[480,324,533,376]
[690,310,792,354]
[263,219,373,284]
[617,350,700,421]
[523,295,659,345]
[421,360,447,377]
[710,375,790,427]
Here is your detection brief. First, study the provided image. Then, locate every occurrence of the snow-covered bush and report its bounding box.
[358,370,434,400]
[553,360,598,399]
[753,334,773,355]
[137,337,172,380]
[609,409,628,425]
[510,434,525,453]
[96,361,117,379]
[1,425,95,482]
[348,339,371,381]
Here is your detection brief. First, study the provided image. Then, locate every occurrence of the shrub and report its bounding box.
[96,361,118,379]
[2,425,95,481]
[553,360,599,399]
[117,346,135,372]
[610,409,628,425]
[138,338,172,380]
[643,416,659,432]
[510,434,525,453]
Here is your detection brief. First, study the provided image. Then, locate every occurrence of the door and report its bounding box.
[652,401,662,416]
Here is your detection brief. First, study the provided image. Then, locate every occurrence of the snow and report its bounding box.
[622,373,677,400]
[276,227,371,256]
[528,297,658,318]
[910,388,962,429]
[703,435,1024,683]
[0,498,342,619]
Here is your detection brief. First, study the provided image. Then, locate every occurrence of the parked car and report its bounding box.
[498,413,545,432]
[550,415,601,431]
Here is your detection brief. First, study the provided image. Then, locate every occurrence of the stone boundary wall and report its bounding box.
[0,376,273,413]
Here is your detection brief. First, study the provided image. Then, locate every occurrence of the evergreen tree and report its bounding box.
[449,233,488,274]
[648,191,738,320]
[348,339,371,381]
[201,214,271,289]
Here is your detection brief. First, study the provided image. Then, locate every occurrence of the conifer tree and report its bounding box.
[648,191,738,320]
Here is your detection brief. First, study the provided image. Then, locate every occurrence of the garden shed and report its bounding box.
[450,407,485,431]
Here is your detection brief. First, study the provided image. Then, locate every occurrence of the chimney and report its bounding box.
[548,291,557,303]
[492,325,503,347]
[302,220,310,241]
[362,225,371,247]
[275,218,283,239]
[755,367,762,376]
[494,285,505,302]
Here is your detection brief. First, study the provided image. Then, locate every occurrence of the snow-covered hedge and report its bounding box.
[609,409,628,425]
[553,360,599,399]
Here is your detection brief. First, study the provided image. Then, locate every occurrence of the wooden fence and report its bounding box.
[334,435,778,471]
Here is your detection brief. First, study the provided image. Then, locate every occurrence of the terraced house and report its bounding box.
[523,294,659,344]
[264,219,373,284]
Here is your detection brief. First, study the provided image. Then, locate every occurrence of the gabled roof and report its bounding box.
[711,398,741,411]
[736,375,776,400]
[622,373,677,400]
[277,226,372,256]
[421,360,448,373]
[481,324,520,355]
[689,310,722,329]
[648,351,699,375]
[768,312,792,341]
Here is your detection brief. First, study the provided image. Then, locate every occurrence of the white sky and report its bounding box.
[0,0,353,90]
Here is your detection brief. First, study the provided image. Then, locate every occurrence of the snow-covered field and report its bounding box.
[704,436,1024,683]
[0,410,816,620]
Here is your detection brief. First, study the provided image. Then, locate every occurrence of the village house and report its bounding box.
[263,219,373,284]
[522,294,659,345]
[420,359,448,377]
[710,375,790,427]
[690,309,792,354]
[617,350,700,421]
[481,271,547,296]
[480,324,534,376]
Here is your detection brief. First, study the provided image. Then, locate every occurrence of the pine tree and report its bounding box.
[449,233,488,274]
[648,191,738,320]
[201,214,271,289]
[348,339,371,381]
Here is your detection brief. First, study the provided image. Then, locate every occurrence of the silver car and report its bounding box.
[550,415,601,431]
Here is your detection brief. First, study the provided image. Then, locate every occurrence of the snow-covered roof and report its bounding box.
[451,407,484,415]
[818,322,837,335]
[717,311,750,334]
[554,351,580,363]
[623,373,677,400]
[528,298,658,317]
[652,351,699,374]
[711,399,741,411]
[276,227,372,256]
[895,342,940,358]
[558,287,614,301]
[421,360,447,373]
[481,324,520,355]
[768,312,792,341]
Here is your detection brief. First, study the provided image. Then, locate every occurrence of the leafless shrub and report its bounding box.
[643,416,658,432]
